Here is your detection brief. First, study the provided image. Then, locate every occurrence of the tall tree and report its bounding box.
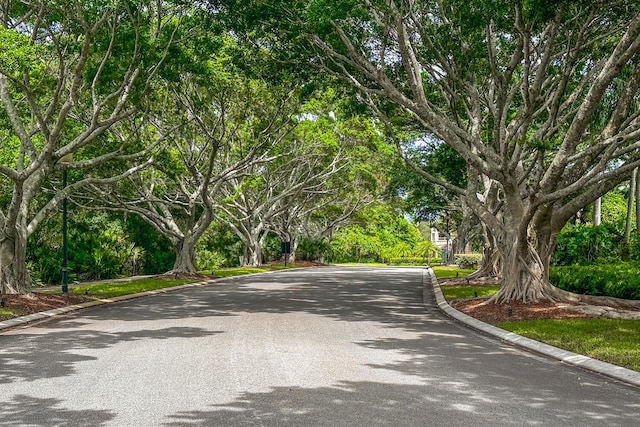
[0,1,184,294]
[224,0,640,303]
[84,60,297,274]
[218,136,344,266]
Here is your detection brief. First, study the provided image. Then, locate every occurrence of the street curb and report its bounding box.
[423,267,640,388]
[0,269,292,332]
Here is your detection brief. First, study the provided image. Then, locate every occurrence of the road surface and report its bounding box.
[0,267,638,426]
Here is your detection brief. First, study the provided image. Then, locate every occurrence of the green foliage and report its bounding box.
[498,319,640,372]
[600,190,629,229]
[0,27,45,77]
[297,238,330,262]
[195,249,225,272]
[454,253,482,270]
[196,222,243,267]
[552,224,623,266]
[125,216,175,274]
[549,263,640,300]
[28,211,171,285]
[388,257,427,265]
[388,141,466,222]
[328,204,421,263]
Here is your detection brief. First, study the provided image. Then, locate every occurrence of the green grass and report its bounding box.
[208,267,270,277]
[69,278,199,299]
[334,262,388,267]
[0,308,21,321]
[431,266,475,278]
[201,264,299,277]
[440,285,500,300]
[498,319,640,372]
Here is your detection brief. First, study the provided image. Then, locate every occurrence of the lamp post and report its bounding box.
[60,154,73,294]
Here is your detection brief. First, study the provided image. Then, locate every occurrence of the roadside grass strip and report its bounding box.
[440,285,500,300]
[431,266,476,278]
[498,319,640,372]
[68,278,200,298]
[0,308,23,321]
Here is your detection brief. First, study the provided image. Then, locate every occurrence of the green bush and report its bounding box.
[28,211,145,284]
[196,249,224,271]
[454,253,482,270]
[549,263,640,300]
[297,238,330,262]
[552,224,622,266]
[389,257,425,265]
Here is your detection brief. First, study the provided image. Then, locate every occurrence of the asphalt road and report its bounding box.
[0,267,638,426]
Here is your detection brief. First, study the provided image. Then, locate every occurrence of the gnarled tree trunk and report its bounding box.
[0,225,31,295]
[170,237,198,275]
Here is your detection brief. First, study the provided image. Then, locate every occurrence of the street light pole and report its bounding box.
[60,154,73,295]
[62,166,68,294]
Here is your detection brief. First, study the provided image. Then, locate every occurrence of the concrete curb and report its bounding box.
[0,269,291,332]
[424,267,640,388]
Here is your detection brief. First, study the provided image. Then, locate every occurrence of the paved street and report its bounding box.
[0,267,639,426]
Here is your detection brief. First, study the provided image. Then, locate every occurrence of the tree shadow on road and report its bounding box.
[0,394,116,426]
[0,327,222,384]
[74,268,439,333]
[163,378,640,427]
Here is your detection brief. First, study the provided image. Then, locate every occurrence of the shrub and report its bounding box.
[552,224,622,266]
[549,263,640,300]
[389,257,425,265]
[196,249,224,271]
[454,253,482,270]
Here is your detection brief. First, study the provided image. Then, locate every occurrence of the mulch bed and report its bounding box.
[1,293,90,319]
[450,298,594,324]
[439,276,595,324]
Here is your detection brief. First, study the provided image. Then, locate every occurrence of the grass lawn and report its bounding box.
[45,265,300,299]
[440,285,500,300]
[499,319,640,372]
[202,264,298,277]
[334,262,388,267]
[433,273,640,372]
[68,278,200,299]
[431,266,476,279]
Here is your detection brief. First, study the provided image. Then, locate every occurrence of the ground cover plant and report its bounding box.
[549,263,640,300]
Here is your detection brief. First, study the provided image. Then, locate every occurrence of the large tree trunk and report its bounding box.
[242,232,263,267]
[487,231,558,303]
[623,170,636,257]
[287,238,299,264]
[468,226,501,280]
[170,237,197,275]
[0,214,31,296]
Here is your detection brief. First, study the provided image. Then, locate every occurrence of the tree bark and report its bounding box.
[170,237,198,275]
[468,226,502,280]
[242,232,263,267]
[623,170,636,254]
[487,228,559,303]
[0,224,31,295]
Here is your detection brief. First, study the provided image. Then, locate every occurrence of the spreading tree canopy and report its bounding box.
[221,0,640,303]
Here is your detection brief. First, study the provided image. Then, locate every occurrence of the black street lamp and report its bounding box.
[60,154,73,294]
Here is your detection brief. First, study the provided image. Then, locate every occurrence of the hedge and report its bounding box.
[549,263,640,300]
[454,253,482,270]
